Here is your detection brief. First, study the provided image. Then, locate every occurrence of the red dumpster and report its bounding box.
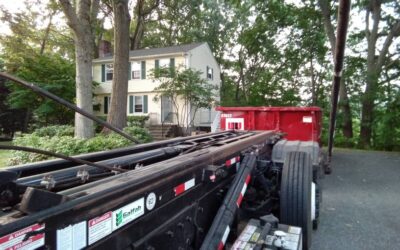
[216,106,322,143]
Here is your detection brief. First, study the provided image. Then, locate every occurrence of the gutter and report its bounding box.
[93,52,186,63]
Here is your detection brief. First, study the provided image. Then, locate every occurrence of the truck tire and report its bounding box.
[280,151,312,250]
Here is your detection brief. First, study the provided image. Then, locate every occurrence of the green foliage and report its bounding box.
[0,2,75,130]
[8,125,152,165]
[151,67,217,127]
[32,125,75,137]
[127,116,149,128]
[5,53,76,126]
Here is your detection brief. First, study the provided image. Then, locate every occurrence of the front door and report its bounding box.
[161,96,173,123]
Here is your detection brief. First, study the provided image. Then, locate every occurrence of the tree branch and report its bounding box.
[59,0,79,31]
[318,0,336,54]
[376,20,400,70]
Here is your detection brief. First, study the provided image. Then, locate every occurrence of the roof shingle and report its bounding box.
[95,42,205,61]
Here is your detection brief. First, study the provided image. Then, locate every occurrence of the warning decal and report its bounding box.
[56,221,87,250]
[88,211,112,245]
[0,223,45,250]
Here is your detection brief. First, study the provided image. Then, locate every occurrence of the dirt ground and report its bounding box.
[311,148,400,250]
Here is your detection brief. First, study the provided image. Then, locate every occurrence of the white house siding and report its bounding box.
[93,55,186,124]
[186,43,221,128]
[92,43,221,128]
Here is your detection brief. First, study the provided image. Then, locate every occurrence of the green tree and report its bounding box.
[6,54,76,126]
[0,2,76,128]
[152,68,217,133]
[356,0,400,148]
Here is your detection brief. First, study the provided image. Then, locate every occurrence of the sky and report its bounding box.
[0,0,26,34]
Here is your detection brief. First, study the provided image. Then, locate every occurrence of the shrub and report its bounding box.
[32,125,74,137]
[123,126,152,142]
[127,116,149,128]
[94,116,149,133]
[8,125,152,165]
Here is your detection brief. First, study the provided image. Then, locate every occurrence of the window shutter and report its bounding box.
[211,68,214,80]
[155,59,160,78]
[170,58,175,77]
[129,96,134,114]
[128,62,132,80]
[141,61,146,79]
[143,95,148,113]
[101,64,105,82]
[104,96,108,114]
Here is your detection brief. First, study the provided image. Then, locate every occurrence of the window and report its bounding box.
[104,96,111,114]
[106,64,113,81]
[155,58,174,78]
[135,96,143,113]
[129,95,148,114]
[131,61,141,79]
[159,58,170,68]
[207,66,213,80]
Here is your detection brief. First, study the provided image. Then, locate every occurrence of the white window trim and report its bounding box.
[106,63,113,82]
[207,66,213,80]
[129,95,144,114]
[131,61,142,80]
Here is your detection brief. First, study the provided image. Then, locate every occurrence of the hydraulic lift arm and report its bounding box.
[327,0,351,161]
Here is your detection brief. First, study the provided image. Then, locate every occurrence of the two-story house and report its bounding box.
[92,42,220,130]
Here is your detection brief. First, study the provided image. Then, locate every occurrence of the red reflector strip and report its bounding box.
[174,178,195,196]
[225,156,240,167]
[236,175,251,207]
[218,226,230,250]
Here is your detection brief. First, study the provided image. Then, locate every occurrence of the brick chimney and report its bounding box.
[98,40,112,58]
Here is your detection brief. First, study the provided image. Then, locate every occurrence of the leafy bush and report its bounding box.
[8,125,152,165]
[123,126,152,142]
[127,116,149,128]
[94,116,149,133]
[32,125,75,137]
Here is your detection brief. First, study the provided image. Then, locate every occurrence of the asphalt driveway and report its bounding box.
[311,149,400,249]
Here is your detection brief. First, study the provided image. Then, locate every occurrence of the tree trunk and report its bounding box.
[106,0,130,130]
[359,73,376,148]
[339,77,353,138]
[75,35,94,138]
[59,0,99,139]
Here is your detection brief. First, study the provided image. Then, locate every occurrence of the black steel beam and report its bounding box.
[327,0,351,160]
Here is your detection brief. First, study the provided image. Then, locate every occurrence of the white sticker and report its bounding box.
[146,193,156,211]
[285,233,300,243]
[239,225,257,242]
[184,178,195,190]
[112,198,145,231]
[288,226,301,235]
[88,211,112,245]
[56,221,87,250]
[0,224,45,250]
[72,222,86,250]
[57,226,72,250]
[283,240,299,250]
[302,116,312,123]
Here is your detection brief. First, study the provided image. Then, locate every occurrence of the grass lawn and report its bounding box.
[0,141,12,168]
